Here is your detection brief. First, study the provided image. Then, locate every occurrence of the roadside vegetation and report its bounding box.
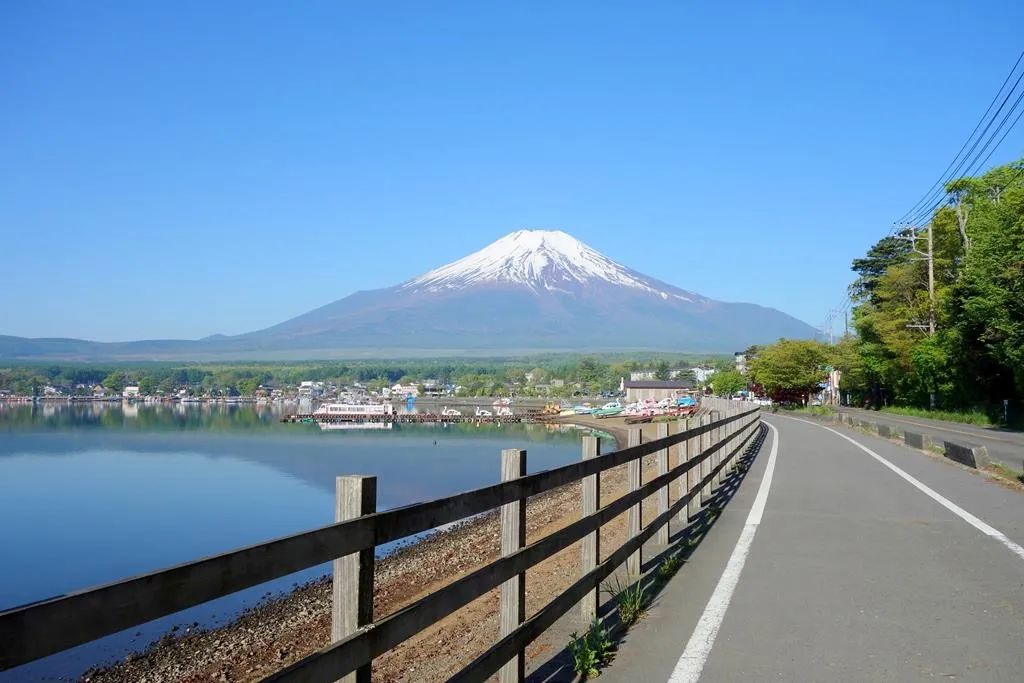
[732,159,1024,428]
[782,404,837,417]
[987,462,1024,486]
[879,406,993,426]
[568,619,613,679]
[830,158,1024,426]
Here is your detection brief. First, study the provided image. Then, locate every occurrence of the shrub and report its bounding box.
[568,618,613,679]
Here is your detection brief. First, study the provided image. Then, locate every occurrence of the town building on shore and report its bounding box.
[620,379,697,403]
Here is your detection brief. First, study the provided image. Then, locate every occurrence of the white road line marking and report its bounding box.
[667,422,780,683]
[783,415,1024,563]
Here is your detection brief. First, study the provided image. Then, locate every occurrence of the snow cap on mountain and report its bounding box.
[403,229,691,299]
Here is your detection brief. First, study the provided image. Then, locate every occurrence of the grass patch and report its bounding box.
[781,405,837,417]
[880,406,993,426]
[568,618,613,679]
[603,576,648,627]
[987,461,1024,485]
[658,553,683,580]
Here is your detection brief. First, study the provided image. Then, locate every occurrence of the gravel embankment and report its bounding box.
[83,419,659,683]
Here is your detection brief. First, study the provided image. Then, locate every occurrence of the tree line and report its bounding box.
[0,354,728,399]
[831,157,1024,420]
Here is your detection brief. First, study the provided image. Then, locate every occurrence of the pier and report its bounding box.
[281,411,542,425]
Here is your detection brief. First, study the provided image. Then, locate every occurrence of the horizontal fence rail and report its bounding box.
[0,402,762,679]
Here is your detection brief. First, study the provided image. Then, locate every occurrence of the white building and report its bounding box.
[391,383,419,398]
[298,381,325,398]
[691,366,716,384]
[123,386,141,399]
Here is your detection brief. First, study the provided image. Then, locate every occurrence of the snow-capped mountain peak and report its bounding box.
[402,229,681,297]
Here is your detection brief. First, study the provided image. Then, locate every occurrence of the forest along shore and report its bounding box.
[84,417,677,683]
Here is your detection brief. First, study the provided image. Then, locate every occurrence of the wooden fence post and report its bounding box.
[687,417,701,521]
[580,435,600,623]
[656,422,670,545]
[499,449,527,683]
[713,412,723,490]
[700,414,713,506]
[728,408,737,471]
[333,475,377,683]
[626,428,643,579]
[675,418,688,523]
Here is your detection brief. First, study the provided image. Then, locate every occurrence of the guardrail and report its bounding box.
[0,402,762,682]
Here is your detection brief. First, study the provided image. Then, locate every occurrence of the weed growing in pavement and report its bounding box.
[568,618,613,679]
[658,553,683,580]
[603,576,648,627]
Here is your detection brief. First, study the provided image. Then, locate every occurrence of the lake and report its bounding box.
[0,401,608,681]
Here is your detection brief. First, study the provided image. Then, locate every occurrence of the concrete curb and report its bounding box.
[831,412,993,471]
[943,442,990,469]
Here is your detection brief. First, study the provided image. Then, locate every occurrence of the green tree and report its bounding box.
[749,339,829,401]
[709,369,746,397]
[102,371,129,394]
[653,360,671,381]
[138,376,158,396]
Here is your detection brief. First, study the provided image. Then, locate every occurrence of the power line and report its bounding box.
[893,50,1024,225]
[828,50,1024,327]
[903,78,1024,226]
[900,70,1024,227]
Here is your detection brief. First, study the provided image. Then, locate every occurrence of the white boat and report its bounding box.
[475,407,493,417]
[314,403,394,420]
[441,406,462,417]
[319,422,393,431]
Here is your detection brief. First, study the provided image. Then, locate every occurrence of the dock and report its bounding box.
[281,411,544,425]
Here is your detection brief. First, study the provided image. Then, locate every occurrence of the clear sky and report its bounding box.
[3,1,1023,342]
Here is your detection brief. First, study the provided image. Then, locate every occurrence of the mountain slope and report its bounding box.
[236,229,813,351]
[1,230,817,360]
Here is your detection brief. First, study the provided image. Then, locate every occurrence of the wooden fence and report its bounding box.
[0,402,762,682]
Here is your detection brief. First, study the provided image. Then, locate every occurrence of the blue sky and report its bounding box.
[2,1,1023,342]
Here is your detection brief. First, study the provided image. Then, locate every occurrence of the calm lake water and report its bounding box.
[0,401,610,681]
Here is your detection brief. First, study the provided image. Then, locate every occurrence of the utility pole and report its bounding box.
[903,223,937,408]
[926,222,936,337]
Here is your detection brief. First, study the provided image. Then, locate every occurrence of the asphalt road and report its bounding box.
[839,407,1024,470]
[598,414,1024,682]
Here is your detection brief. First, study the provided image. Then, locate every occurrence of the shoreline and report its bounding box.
[81,425,628,682]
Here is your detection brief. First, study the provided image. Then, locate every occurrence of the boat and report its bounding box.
[572,404,594,415]
[475,407,493,417]
[441,406,462,417]
[313,403,394,421]
[319,422,393,431]
[593,401,624,418]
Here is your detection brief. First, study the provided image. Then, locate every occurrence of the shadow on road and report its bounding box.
[527,423,770,683]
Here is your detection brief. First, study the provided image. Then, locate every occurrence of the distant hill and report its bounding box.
[1,230,817,361]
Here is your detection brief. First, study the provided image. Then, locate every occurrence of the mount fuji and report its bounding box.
[1,230,816,360]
